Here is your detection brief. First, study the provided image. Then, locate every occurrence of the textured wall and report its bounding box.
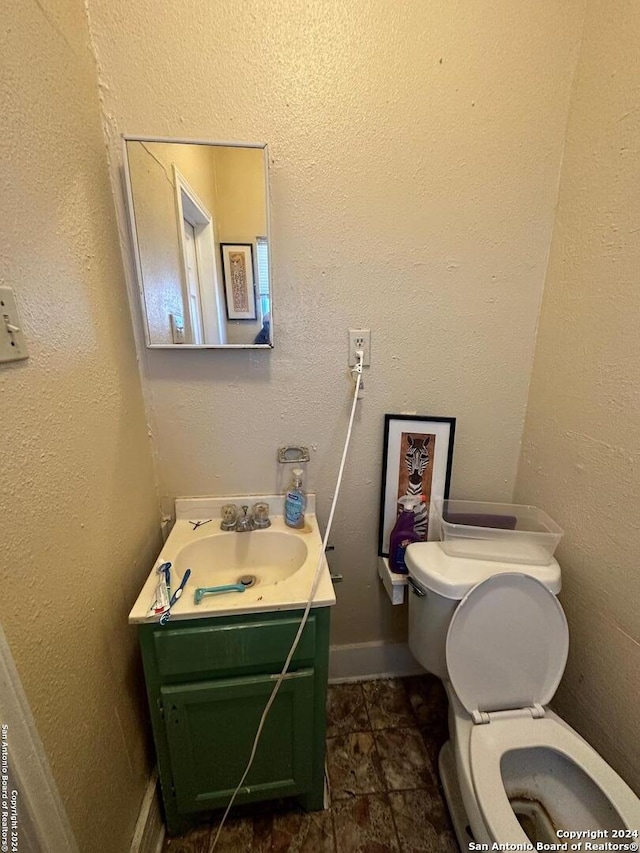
[213,146,267,243]
[0,1,162,849]
[515,0,640,794]
[213,146,268,343]
[89,0,585,646]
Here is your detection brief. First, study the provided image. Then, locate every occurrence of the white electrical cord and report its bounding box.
[210,352,364,849]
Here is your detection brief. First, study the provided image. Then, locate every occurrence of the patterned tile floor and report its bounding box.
[163,675,458,852]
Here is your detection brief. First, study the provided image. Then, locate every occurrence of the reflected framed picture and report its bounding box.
[378,414,456,557]
[220,243,257,320]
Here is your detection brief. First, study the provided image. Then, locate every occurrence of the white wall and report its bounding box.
[515,0,640,795]
[88,0,585,646]
[213,146,268,343]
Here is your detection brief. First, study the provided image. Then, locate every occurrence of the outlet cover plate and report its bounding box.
[348,329,371,367]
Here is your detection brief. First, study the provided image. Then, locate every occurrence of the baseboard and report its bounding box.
[129,769,165,853]
[329,640,423,683]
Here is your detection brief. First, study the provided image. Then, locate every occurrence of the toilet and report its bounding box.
[406,542,640,849]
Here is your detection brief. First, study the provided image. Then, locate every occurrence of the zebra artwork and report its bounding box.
[401,434,432,540]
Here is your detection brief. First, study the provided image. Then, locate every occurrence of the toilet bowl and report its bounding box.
[405,543,640,848]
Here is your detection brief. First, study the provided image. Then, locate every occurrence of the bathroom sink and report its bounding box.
[128,497,336,623]
[173,529,309,588]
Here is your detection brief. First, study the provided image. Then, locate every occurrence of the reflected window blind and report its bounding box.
[256,237,270,317]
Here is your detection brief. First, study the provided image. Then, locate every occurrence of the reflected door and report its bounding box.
[183,219,204,345]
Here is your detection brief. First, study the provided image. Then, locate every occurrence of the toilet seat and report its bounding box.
[469,714,640,841]
[446,572,569,719]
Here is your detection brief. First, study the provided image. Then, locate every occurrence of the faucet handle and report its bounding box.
[252,501,271,529]
[220,503,238,531]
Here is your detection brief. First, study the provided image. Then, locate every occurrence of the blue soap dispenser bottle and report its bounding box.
[285,467,306,529]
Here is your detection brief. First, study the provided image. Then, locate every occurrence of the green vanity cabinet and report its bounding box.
[138,607,331,835]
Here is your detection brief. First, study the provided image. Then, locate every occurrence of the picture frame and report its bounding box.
[220,243,257,320]
[378,414,456,557]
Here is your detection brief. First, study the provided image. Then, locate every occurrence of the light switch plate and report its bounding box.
[0,287,29,363]
[169,313,185,344]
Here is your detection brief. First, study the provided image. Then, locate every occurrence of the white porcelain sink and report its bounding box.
[174,529,309,588]
[128,499,336,623]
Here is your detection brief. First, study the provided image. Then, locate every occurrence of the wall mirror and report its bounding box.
[123,137,272,348]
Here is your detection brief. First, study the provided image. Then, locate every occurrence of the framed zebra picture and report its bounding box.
[378,414,456,557]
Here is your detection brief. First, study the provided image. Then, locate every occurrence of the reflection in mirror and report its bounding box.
[123,138,272,348]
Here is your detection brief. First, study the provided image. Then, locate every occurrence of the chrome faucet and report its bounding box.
[220,502,271,532]
[235,505,254,533]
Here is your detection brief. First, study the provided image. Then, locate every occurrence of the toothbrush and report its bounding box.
[159,569,192,625]
[168,568,191,608]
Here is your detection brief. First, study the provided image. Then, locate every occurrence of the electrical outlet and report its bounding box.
[348,329,371,366]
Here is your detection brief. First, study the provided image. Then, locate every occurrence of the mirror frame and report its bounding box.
[122,135,273,350]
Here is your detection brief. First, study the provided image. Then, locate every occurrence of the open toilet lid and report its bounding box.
[446,573,569,716]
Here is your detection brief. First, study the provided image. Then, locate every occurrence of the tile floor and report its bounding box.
[163,675,458,852]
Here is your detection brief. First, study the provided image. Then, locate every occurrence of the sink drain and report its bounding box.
[238,575,257,588]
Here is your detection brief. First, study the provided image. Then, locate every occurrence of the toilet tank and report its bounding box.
[408,580,458,678]
[405,542,562,680]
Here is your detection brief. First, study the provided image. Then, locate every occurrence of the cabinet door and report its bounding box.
[162,669,314,813]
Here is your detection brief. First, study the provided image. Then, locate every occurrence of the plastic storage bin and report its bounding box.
[433,500,563,565]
